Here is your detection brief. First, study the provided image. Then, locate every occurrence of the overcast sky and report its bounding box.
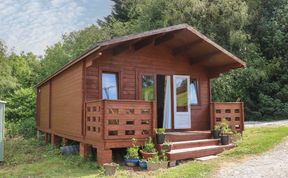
[0,0,113,56]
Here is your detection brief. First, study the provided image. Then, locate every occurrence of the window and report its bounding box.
[141,75,154,101]
[189,80,199,105]
[102,73,118,99]
[175,77,188,112]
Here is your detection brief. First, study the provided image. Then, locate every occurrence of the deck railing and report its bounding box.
[85,100,155,141]
[210,102,244,133]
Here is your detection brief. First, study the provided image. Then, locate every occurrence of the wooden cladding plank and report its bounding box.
[39,83,50,130]
[51,62,83,136]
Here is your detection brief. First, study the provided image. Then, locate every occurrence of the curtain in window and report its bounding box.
[102,73,118,100]
[189,81,198,105]
[163,76,172,129]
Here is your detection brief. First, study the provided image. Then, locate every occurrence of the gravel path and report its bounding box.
[215,138,288,178]
[245,119,288,128]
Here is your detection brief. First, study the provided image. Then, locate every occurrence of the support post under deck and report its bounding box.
[96,147,112,165]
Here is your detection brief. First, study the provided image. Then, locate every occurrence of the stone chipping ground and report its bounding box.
[245,120,288,128]
[214,120,288,178]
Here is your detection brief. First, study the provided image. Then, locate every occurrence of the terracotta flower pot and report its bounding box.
[140,150,157,160]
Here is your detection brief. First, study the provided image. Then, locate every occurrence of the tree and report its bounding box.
[0,41,18,98]
[39,25,110,80]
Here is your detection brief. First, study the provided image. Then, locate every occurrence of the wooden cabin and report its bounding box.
[36,24,245,165]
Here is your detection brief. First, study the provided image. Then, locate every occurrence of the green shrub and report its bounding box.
[6,117,36,138]
[6,88,35,122]
[4,88,36,138]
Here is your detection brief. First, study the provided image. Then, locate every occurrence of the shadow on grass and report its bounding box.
[0,137,104,178]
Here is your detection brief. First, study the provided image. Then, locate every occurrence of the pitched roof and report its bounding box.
[36,24,246,87]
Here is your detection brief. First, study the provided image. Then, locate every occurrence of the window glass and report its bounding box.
[102,73,118,100]
[189,80,199,105]
[141,75,154,101]
[175,77,188,112]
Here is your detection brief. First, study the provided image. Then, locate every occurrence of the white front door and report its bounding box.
[173,75,191,129]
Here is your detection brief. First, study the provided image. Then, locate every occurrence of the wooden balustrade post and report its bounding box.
[152,101,157,136]
[210,102,215,131]
[241,102,245,133]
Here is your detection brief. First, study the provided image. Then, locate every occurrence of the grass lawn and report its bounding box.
[1,126,288,178]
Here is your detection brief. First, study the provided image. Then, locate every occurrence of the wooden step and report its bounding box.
[170,139,220,149]
[166,131,211,142]
[167,144,234,161]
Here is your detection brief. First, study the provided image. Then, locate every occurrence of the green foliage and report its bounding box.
[147,154,160,163]
[5,118,36,138]
[6,88,35,122]
[4,88,36,138]
[155,128,166,134]
[125,138,140,159]
[142,137,156,153]
[214,123,222,131]
[125,147,139,159]
[218,121,232,135]
[2,127,287,177]
[223,126,288,157]
[1,138,101,177]
[0,42,18,98]
[163,139,172,146]
[39,25,110,80]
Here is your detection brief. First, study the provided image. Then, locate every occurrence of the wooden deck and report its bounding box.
[39,100,244,164]
[83,101,244,163]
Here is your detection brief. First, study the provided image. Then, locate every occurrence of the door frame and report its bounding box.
[172,75,191,129]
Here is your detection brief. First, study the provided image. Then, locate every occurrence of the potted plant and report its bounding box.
[155,128,166,144]
[219,121,233,145]
[162,140,173,152]
[103,162,119,176]
[212,123,221,139]
[124,138,140,167]
[140,137,157,159]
